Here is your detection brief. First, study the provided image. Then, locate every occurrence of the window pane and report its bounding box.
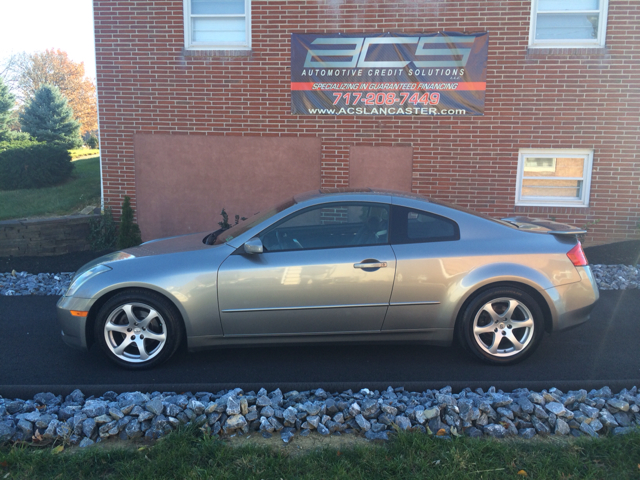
[536,13,599,39]
[192,0,244,15]
[523,157,584,178]
[522,179,583,199]
[523,157,556,173]
[261,204,389,251]
[407,211,457,241]
[192,17,246,43]
[538,0,599,11]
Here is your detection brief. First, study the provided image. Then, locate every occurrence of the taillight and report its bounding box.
[567,242,588,266]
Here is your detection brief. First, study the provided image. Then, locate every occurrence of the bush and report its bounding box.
[0,137,38,153]
[0,143,73,190]
[85,134,99,149]
[117,196,142,249]
[88,206,118,251]
[0,130,33,144]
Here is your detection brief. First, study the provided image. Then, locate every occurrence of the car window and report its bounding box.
[260,202,390,251]
[214,197,296,245]
[390,205,459,244]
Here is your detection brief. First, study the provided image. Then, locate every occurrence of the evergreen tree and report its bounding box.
[117,196,142,249]
[0,77,15,139]
[19,84,82,148]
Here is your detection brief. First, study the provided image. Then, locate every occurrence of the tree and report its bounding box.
[9,49,97,135]
[19,84,82,148]
[0,76,14,137]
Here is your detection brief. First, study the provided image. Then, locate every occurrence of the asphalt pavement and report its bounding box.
[1,290,639,398]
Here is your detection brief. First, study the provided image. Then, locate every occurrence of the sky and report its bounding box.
[0,0,96,80]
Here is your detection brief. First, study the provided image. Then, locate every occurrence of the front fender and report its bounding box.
[68,246,236,338]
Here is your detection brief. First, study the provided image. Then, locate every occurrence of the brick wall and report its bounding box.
[94,0,640,244]
[0,216,96,257]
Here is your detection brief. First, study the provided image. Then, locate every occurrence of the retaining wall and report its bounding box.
[0,215,97,257]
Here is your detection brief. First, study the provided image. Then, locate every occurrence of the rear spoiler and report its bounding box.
[501,216,587,236]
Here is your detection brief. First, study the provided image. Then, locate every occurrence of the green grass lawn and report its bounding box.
[0,156,101,221]
[1,429,639,479]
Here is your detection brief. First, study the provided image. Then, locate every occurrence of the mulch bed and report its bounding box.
[0,241,638,274]
[0,249,115,274]
[582,240,640,266]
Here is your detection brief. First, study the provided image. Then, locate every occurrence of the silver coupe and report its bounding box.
[57,189,599,369]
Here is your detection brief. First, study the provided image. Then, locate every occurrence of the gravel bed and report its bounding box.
[0,265,638,296]
[1,385,638,447]
[591,265,640,290]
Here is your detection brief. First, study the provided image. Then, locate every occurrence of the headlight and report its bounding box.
[66,265,111,297]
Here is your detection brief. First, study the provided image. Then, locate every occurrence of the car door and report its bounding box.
[383,205,461,331]
[217,202,396,336]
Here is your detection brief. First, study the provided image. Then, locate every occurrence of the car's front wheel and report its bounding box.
[459,287,544,365]
[95,290,183,369]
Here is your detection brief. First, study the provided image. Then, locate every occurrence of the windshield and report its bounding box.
[213,197,296,245]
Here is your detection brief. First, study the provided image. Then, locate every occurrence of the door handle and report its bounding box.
[354,261,387,269]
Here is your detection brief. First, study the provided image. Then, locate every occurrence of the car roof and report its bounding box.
[294,188,432,204]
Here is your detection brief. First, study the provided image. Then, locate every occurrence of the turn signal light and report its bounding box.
[567,242,588,266]
[70,310,89,317]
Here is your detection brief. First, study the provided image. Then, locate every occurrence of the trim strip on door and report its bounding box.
[221,303,389,313]
[389,301,440,306]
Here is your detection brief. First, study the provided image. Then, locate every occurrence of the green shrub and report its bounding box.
[86,134,99,149]
[88,206,118,251]
[0,130,32,144]
[0,143,73,190]
[0,137,38,153]
[117,196,142,249]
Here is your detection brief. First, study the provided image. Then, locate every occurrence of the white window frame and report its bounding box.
[183,0,251,50]
[516,149,594,207]
[528,0,608,48]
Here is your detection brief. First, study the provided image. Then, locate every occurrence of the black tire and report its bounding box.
[458,287,544,365]
[95,289,183,369]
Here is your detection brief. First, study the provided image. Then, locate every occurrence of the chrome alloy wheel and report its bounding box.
[103,302,167,363]
[472,297,535,358]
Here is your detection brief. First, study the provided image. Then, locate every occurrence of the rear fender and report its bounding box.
[460,263,554,292]
[449,263,558,330]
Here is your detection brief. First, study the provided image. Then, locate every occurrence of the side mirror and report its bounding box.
[243,237,263,254]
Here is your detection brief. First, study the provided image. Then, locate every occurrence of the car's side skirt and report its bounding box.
[187,328,454,350]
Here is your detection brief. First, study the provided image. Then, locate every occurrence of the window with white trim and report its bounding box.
[529,0,608,48]
[184,0,251,50]
[516,149,594,207]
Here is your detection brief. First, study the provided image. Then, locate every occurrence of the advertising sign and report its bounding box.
[291,32,488,116]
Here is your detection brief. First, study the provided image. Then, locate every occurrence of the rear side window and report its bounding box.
[391,206,460,244]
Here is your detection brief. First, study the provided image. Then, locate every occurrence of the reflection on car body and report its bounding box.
[57,188,599,369]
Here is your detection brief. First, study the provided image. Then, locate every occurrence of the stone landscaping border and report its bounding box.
[0,215,98,257]
[1,385,638,448]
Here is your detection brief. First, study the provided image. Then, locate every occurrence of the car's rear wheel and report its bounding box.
[95,290,183,369]
[459,287,544,365]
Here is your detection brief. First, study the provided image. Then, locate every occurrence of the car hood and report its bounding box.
[73,232,215,277]
[129,231,213,257]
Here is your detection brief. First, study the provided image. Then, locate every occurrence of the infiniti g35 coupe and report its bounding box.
[57,189,599,369]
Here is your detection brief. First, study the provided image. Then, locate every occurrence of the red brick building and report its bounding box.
[94,0,639,244]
